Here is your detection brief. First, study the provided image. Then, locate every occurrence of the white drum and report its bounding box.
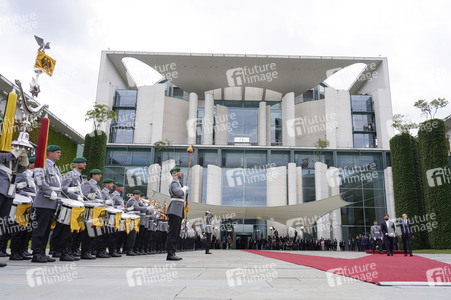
[120,213,132,232]
[105,207,122,227]
[83,202,105,222]
[9,194,33,223]
[57,198,84,225]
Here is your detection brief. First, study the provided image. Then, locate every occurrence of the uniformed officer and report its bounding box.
[101,178,121,257]
[371,221,384,254]
[52,156,86,261]
[31,145,62,263]
[124,190,147,256]
[80,169,104,259]
[0,142,28,266]
[204,211,214,254]
[9,156,36,261]
[111,182,125,208]
[61,156,86,257]
[166,166,188,261]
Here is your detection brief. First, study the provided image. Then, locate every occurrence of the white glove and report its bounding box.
[16,182,27,189]
[105,200,113,205]
[87,193,96,200]
[68,187,79,193]
[77,195,84,202]
[49,191,58,200]
[127,207,134,211]
[181,186,189,195]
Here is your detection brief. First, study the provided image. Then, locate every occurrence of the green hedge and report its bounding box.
[82,130,107,179]
[12,119,77,174]
[390,132,429,249]
[418,119,451,249]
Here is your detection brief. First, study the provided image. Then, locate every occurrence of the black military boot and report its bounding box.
[31,253,48,263]
[9,252,24,261]
[81,252,96,260]
[109,250,122,258]
[166,251,182,261]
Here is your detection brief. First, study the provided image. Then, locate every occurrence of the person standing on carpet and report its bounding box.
[371,221,383,254]
[380,214,396,256]
[398,213,414,256]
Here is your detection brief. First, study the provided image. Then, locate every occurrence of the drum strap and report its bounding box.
[0,163,12,175]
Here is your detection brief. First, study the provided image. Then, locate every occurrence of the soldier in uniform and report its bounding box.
[0,142,28,266]
[124,190,147,256]
[52,156,86,261]
[166,166,188,261]
[82,175,87,183]
[371,221,383,254]
[204,211,214,254]
[9,156,36,260]
[146,206,157,254]
[100,178,120,257]
[61,156,86,257]
[31,145,62,263]
[111,182,125,208]
[80,169,104,259]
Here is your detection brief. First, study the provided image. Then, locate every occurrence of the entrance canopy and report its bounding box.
[148,190,353,227]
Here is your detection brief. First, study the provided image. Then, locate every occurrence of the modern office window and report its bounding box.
[353,133,376,148]
[109,128,134,144]
[198,149,219,167]
[351,95,373,112]
[114,90,137,107]
[228,107,258,145]
[352,114,375,131]
[106,148,128,165]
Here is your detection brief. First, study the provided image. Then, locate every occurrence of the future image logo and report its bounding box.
[226,63,278,87]
[426,167,451,187]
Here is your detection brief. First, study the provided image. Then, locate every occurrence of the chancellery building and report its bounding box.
[95,51,395,248]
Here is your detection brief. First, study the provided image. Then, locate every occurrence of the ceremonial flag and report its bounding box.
[34,118,49,168]
[34,50,56,76]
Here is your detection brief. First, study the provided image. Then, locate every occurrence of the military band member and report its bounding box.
[146,207,157,254]
[371,221,383,255]
[31,145,62,263]
[157,210,168,254]
[82,175,87,183]
[9,156,36,261]
[204,211,214,254]
[111,182,125,208]
[0,143,28,266]
[166,166,188,261]
[61,156,86,257]
[80,169,104,260]
[101,178,114,205]
[124,190,147,256]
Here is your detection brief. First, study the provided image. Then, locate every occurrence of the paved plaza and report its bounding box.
[1,250,450,299]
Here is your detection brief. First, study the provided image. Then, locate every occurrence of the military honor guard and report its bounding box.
[204,211,214,254]
[124,190,147,256]
[9,156,36,261]
[370,220,383,254]
[166,166,188,261]
[31,145,63,263]
[111,182,125,208]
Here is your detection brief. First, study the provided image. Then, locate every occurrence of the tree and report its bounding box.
[391,114,418,134]
[315,139,329,162]
[154,139,172,160]
[85,104,117,130]
[414,98,449,120]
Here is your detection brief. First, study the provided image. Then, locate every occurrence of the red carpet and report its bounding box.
[244,250,451,285]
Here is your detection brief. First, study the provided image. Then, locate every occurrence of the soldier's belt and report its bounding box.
[49,187,62,192]
[170,198,185,204]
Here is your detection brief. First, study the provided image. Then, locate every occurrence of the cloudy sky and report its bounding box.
[0,0,450,136]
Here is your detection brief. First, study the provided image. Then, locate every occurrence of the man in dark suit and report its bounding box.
[380,214,396,256]
[399,213,414,256]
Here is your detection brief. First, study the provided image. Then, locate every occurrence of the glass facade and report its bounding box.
[351,95,377,148]
[110,90,137,143]
[105,146,390,239]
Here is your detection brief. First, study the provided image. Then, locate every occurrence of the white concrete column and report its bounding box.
[215,104,229,145]
[258,101,267,146]
[206,165,221,205]
[190,165,203,203]
[287,163,297,205]
[187,92,198,145]
[203,92,214,145]
[160,159,175,196]
[266,106,271,145]
[384,167,395,218]
[315,162,330,239]
[296,166,304,204]
[282,92,296,146]
[267,166,287,206]
[328,167,342,242]
[147,164,161,195]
